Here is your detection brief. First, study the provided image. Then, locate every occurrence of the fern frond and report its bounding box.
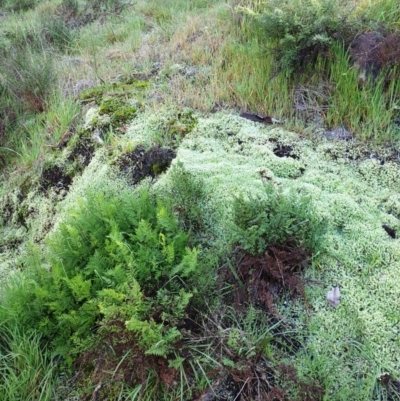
[170,247,198,277]
[157,205,178,233]
[134,219,158,244]
[65,274,91,303]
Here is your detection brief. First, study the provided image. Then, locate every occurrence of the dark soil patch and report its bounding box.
[116,145,176,184]
[67,137,96,168]
[382,224,396,239]
[240,113,273,125]
[277,364,324,401]
[196,244,312,401]
[0,194,16,226]
[220,244,309,356]
[213,374,241,401]
[39,137,95,198]
[273,145,298,159]
[40,165,72,193]
[378,373,400,401]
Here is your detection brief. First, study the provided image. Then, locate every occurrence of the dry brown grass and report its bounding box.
[56,1,238,113]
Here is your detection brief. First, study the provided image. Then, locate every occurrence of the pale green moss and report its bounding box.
[52,148,140,228]
[1,108,399,398]
[152,112,400,398]
[0,184,69,278]
[383,193,400,219]
[125,107,198,148]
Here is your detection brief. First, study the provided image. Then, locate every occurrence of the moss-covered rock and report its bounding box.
[98,97,137,127]
[125,107,198,148]
[79,79,149,104]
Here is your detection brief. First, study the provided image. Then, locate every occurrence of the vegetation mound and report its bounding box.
[1,0,400,400]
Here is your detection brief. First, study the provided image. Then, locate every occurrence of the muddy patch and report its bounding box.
[229,244,309,316]
[382,224,396,239]
[116,145,176,184]
[229,244,309,354]
[273,145,298,159]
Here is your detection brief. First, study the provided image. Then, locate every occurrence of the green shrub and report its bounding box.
[0,0,37,12]
[242,0,356,74]
[232,183,325,254]
[165,162,207,233]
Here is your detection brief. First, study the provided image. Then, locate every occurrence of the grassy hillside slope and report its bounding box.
[0,0,400,400]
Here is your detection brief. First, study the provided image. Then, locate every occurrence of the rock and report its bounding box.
[152,61,162,69]
[185,66,198,77]
[323,126,353,141]
[327,286,340,307]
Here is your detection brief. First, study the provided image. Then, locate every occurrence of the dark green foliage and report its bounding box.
[98,97,137,126]
[232,183,325,254]
[80,85,144,134]
[250,0,356,74]
[158,108,198,148]
[87,82,147,102]
[166,162,207,233]
[79,85,107,102]
[99,97,125,114]
[0,0,37,12]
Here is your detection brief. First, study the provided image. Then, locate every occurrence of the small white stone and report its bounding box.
[327,286,340,307]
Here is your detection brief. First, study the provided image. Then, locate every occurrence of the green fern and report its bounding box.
[232,183,325,254]
[2,187,202,363]
[170,247,198,277]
